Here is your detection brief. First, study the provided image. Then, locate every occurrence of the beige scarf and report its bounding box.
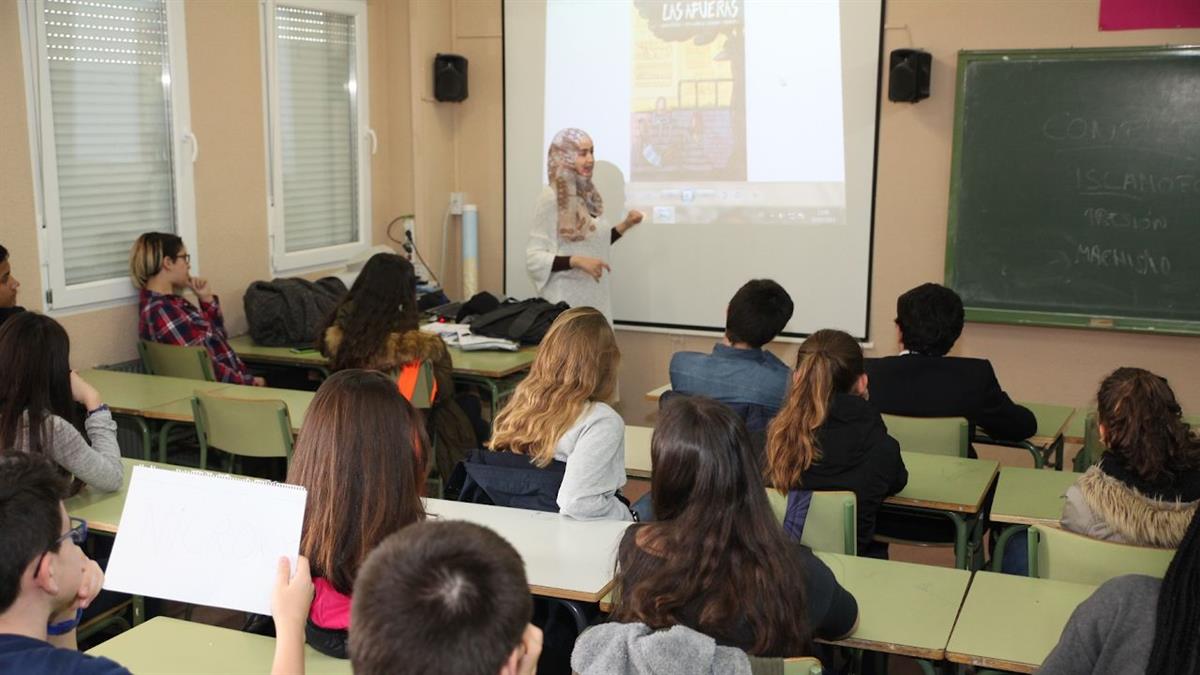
[547,128,604,242]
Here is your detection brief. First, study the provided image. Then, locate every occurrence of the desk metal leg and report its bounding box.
[157,422,180,463]
[115,414,152,460]
[133,595,145,625]
[452,373,525,434]
[915,659,939,675]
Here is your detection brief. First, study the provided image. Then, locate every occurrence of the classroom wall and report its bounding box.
[4,0,1198,417]
[0,0,417,370]
[431,0,1200,423]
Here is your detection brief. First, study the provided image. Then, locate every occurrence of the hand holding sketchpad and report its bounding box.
[103,465,307,615]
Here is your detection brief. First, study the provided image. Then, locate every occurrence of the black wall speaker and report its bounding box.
[434,53,468,102]
[888,49,931,103]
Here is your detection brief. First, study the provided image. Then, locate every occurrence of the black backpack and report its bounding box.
[468,298,570,345]
[242,277,347,347]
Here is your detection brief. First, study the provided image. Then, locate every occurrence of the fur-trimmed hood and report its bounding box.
[321,324,448,372]
[1066,465,1199,548]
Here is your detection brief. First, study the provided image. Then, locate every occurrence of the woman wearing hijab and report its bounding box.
[526,128,643,323]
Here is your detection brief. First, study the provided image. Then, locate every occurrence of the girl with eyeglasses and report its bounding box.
[129,232,263,386]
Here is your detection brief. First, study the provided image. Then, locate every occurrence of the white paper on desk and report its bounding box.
[103,466,307,616]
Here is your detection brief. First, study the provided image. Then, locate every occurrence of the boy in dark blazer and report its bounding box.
[866,283,1036,442]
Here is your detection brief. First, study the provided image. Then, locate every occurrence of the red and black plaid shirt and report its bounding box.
[137,289,254,385]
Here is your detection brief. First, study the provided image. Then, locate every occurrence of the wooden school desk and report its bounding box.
[624,425,996,569]
[88,617,352,675]
[878,452,999,569]
[624,425,653,478]
[600,551,971,675]
[228,334,537,414]
[816,552,971,675]
[80,369,228,459]
[425,498,632,603]
[975,401,1074,469]
[64,458,177,535]
[946,571,1096,673]
[988,466,1081,571]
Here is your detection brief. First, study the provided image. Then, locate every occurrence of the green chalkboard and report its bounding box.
[945,47,1200,335]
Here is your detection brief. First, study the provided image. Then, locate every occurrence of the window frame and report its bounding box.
[260,0,373,274]
[17,0,199,311]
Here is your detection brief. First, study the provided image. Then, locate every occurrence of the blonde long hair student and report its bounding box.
[765,329,906,557]
[489,307,631,521]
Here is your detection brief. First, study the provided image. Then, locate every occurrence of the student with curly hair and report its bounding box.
[1062,367,1200,547]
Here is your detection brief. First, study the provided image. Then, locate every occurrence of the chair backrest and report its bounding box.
[191,393,294,470]
[397,360,436,409]
[1080,411,1105,469]
[881,414,969,457]
[766,489,857,556]
[1027,525,1174,585]
[139,341,215,381]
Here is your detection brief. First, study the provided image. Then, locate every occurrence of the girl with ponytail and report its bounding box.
[765,329,907,557]
[1041,505,1200,674]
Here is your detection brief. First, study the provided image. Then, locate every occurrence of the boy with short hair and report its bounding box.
[866,283,1036,442]
[350,520,542,675]
[0,453,313,675]
[669,279,795,412]
[0,244,25,328]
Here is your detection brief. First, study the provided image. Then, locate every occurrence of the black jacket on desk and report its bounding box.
[800,393,908,554]
[864,354,1037,442]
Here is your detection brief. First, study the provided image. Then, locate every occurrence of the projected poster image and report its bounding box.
[619,0,846,229]
[630,1,746,183]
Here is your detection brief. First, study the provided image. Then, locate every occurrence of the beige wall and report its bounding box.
[4,0,1198,421]
[433,0,1200,424]
[0,0,414,370]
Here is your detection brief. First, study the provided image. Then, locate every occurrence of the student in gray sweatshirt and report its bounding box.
[0,313,122,493]
[489,307,633,521]
[1040,507,1200,674]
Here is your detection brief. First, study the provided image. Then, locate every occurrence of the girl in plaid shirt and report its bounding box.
[129,233,263,386]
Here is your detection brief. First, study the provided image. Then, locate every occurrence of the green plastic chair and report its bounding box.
[881,414,969,457]
[1076,411,1105,471]
[138,341,215,381]
[1026,525,1174,586]
[398,360,437,410]
[191,392,294,472]
[766,489,858,556]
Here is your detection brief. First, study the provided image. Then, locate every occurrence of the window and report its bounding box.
[19,0,197,310]
[262,0,372,272]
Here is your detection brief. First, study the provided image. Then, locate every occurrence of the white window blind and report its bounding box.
[265,0,371,272]
[21,0,196,309]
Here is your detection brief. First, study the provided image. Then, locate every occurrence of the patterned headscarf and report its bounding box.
[547,128,604,242]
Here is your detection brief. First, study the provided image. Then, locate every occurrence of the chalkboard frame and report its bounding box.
[944,46,1200,337]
